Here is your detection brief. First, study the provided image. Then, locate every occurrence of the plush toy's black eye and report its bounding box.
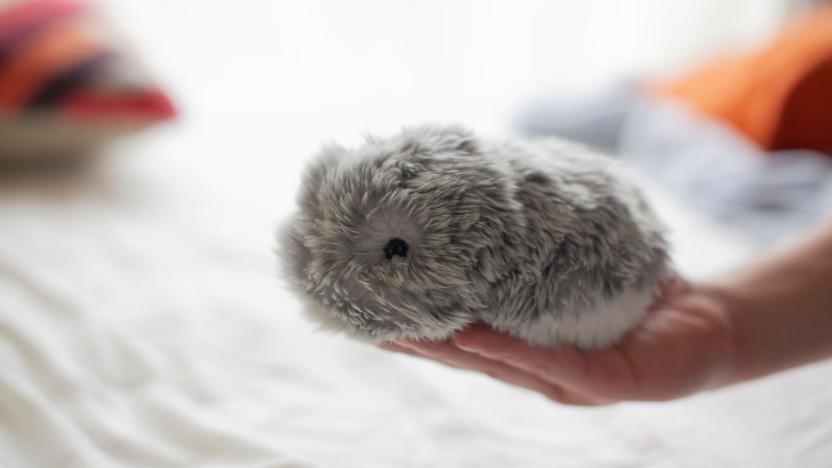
[383,238,409,260]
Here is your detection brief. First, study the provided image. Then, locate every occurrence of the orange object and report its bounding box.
[656,5,832,153]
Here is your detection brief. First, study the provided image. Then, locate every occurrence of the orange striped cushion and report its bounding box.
[0,0,175,158]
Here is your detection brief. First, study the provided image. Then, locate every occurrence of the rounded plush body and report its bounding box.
[279,125,670,349]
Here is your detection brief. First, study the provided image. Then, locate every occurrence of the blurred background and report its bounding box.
[2,0,831,466]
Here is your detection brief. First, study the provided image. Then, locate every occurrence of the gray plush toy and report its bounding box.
[278,125,670,349]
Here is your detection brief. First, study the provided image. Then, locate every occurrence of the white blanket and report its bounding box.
[3,1,831,466]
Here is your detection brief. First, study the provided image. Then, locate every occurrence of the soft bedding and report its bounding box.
[2,1,831,467]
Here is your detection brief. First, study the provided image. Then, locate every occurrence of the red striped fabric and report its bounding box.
[0,0,175,123]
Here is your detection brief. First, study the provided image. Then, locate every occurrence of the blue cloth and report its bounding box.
[515,87,832,245]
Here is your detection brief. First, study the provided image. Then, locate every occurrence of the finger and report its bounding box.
[649,272,691,311]
[453,324,587,377]
[396,339,602,405]
[397,338,522,374]
[379,340,476,371]
[378,342,428,358]
[453,325,627,398]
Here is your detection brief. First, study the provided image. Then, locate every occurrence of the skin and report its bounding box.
[380,219,832,406]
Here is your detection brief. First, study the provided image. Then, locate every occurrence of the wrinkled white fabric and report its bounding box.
[4,1,831,467]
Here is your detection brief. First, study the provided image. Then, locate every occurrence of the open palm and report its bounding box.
[381,278,737,405]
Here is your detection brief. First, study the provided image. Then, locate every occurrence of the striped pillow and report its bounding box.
[0,0,175,159]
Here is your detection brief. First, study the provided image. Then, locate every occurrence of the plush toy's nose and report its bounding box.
[383,238,409,260]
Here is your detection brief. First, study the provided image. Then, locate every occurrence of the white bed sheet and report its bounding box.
[3,1,832,467]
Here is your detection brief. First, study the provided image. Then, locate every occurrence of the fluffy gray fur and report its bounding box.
[278,125,670,349]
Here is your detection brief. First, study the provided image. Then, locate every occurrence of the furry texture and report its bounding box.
[278,125,670,349]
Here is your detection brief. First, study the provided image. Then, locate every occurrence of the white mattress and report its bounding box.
[3,1,832,466]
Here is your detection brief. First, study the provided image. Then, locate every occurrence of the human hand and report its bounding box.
[380,278,737,405]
